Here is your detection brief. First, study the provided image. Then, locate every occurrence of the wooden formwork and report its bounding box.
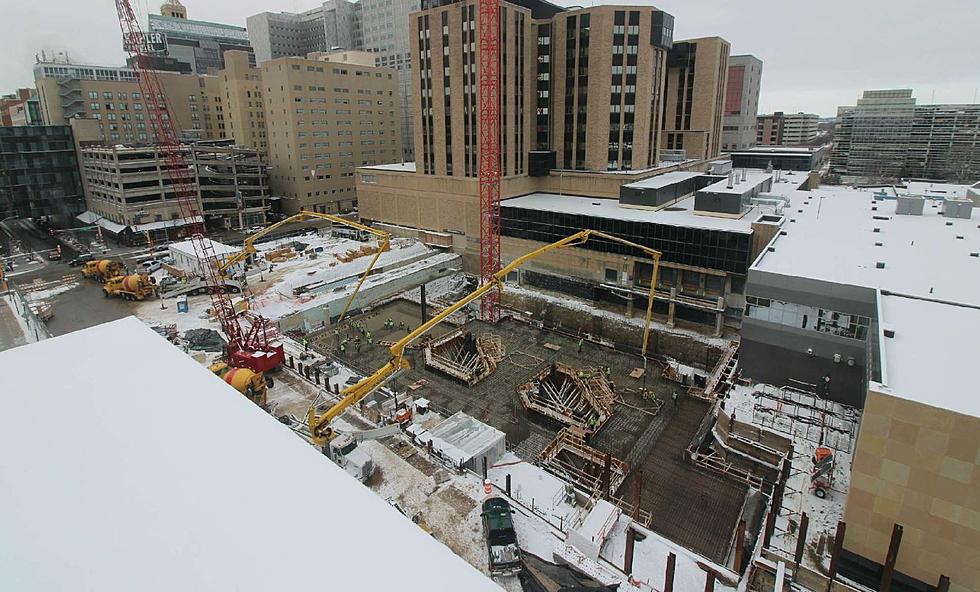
[538,427,629,498]
[516,362,613,435]
[422,328,502,386]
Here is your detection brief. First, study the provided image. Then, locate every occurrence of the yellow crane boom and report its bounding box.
[218,211,390,322]
[308,229,662,446]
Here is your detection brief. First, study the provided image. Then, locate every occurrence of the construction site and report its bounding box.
[8,0,968,591]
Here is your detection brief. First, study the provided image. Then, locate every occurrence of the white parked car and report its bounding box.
[141,259,162,273]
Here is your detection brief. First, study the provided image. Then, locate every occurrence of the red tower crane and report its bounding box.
[115,0,283,373]
[478,0,501,323]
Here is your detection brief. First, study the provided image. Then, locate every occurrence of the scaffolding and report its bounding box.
[750,383,860,454]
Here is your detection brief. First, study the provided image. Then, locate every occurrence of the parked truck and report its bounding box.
[82,259,122,282]
[481,497,521,575]
[210,362,272,408]
[324,432,375,483]
[103,273,156,301]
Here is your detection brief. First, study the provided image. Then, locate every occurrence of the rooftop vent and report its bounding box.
[971,252,979,258]
[872,215,890,221]
[873,227,881,233]
[767,246,776,252]
[874,242,883,247]
[883,328,896,339]
[779,230,788,236]
[790,218,796,223]
[876,261,886,269]
[945,221,953,226]
[956,235,964,240]
[591,202,601,206]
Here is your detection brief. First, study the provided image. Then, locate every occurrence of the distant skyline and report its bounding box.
[1,0,977,116]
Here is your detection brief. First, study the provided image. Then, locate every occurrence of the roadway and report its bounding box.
[0,219,149,350]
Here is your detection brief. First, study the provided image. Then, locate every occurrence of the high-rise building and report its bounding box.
[756,111,818,146]
[357,1,697,272]
[830,89,916,180]
[260,52,400,214]
[33,60,225,144]
[217,51,268,153]
[721,54,761,151]
[661,36,730,161]
[831,89,980,182]
[248,1,420,162]
[0,125,89,225]
[906,104,980,182]
[412,2,673,176]
[147,1,255,74]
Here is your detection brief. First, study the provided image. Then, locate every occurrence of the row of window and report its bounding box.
[744,296,871,341]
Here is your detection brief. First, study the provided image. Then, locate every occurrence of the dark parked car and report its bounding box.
[68,253,94,267]
[482,497,521,575]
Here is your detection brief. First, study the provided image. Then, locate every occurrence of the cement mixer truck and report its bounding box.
[82,259,123,282]
[103,273,156,301]
[210,362,273,408]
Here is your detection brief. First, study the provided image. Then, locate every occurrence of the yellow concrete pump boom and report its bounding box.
[217,211,390,322]
[308,229,662,446]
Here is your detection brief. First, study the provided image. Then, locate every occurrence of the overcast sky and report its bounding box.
[2,0,977,116]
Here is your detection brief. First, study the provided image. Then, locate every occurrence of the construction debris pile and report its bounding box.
[183,328,227,352]
[517,362,614,434]
[423,329,504,386]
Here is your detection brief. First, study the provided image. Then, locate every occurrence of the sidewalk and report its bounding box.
[0,295,28,353]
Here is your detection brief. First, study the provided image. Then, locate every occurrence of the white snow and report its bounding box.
[724,383,855,571]
[875,293,980,418]
[0,317,502,592]
[501,192,758,233]
[359,162,417,172]
[600,516,736,592]
[505,283,730,348]
[754,184,979,308]
[622,171,704,190]
[18,274,80,303]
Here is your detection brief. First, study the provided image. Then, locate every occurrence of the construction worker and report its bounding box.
[604,366,611,377]
[588,415,598,431]
[577,338,584,353]
[672,391,679,407]
[354,341,361,353]
[339,343,346,353]
[303,338,309,352]
[399,320,405,330]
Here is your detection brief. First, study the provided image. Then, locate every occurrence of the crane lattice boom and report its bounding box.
[115,0,281,371]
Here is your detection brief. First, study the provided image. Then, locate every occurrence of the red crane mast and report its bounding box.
[478,0,501,323]
[115,0,282,372]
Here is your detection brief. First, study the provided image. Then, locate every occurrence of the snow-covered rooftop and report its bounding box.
[875,294,980,418]
[0,317,502,592]
[359,161,417,172]
[901,180,974,200]
[699,170,774,195]
[501,192,763,233]
[753,184,980,307]
[427,411,505,465]
[169,237,241,258]
[621,171,703,190]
